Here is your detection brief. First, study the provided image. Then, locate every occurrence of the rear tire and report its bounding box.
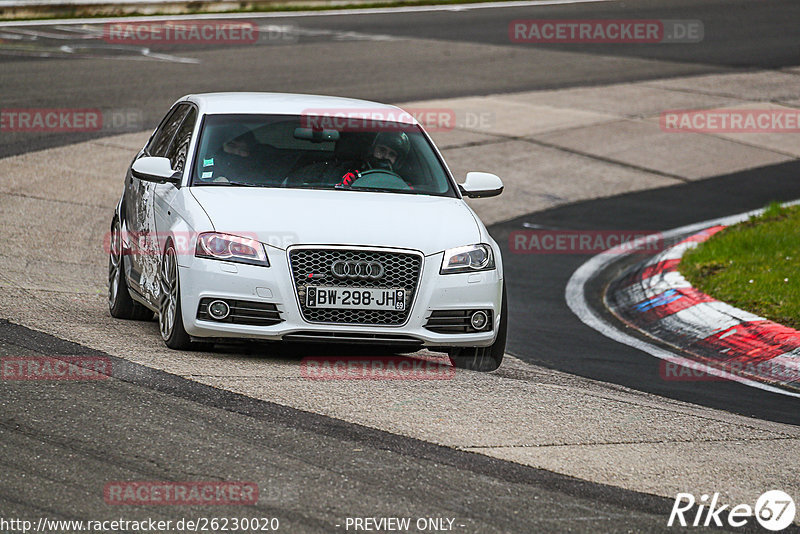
[108,218,153,321]
[448,283,506,372]
[159,243,193,350]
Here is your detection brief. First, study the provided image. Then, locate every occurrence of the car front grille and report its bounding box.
[289,247,423,325]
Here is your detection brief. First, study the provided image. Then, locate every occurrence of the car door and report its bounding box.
[152,105,199,268]
[124,102,191,303]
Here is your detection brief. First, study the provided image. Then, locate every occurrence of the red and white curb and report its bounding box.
[607,226,800,389]
[565,202,800,398]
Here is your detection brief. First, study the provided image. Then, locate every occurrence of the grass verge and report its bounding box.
[680,202,800,329]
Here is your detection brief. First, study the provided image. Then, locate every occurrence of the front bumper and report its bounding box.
[179,247,503,348]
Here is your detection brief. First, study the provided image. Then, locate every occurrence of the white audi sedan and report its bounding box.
[108,93,506,371]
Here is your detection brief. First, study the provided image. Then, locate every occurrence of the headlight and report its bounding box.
[195,232,269,267]
[440,244,495,274]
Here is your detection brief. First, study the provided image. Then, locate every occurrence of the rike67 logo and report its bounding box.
[668,491,796,531]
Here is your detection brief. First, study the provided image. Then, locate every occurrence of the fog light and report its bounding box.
[470,310,488,330]
[208,299,230,320]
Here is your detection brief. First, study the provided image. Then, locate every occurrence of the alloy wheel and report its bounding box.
[159,247,178,340]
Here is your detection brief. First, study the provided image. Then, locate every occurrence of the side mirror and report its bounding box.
[131,156,182,186]
[459,172,503,198]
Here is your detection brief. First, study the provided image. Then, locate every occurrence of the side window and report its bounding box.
[166,107,198,172]
[147,104,191,158]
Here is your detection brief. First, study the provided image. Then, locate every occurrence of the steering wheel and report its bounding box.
[350,169,411,190]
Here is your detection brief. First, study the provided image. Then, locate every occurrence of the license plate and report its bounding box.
[306,286,405,311]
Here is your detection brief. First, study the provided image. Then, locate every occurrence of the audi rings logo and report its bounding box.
[331,260,384,280]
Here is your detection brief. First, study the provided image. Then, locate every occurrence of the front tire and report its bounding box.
[448,283,507,372]
[108,218,153,321]
[159,243,192,350]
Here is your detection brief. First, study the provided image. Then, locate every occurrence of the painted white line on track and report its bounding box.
[0,0,616,27]
[564,199,800,399]
[256,24,402,41]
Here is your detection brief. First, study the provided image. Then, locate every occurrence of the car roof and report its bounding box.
[182,92,418,125]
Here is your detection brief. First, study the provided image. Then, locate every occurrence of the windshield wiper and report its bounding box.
[343,186,416,194]
[199,180,263,187]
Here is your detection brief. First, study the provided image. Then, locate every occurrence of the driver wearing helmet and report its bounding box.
[339,131,411,187]
[201,128,262,183]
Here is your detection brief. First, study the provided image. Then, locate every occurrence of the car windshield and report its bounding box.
[191,114,456,197]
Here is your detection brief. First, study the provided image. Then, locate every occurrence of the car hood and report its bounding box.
[190,187,481,255]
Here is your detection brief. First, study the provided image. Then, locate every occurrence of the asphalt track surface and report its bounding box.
[499,160,800,426]
[2,0,800,530]
[2,0,800,157]
[1,320,717,533]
